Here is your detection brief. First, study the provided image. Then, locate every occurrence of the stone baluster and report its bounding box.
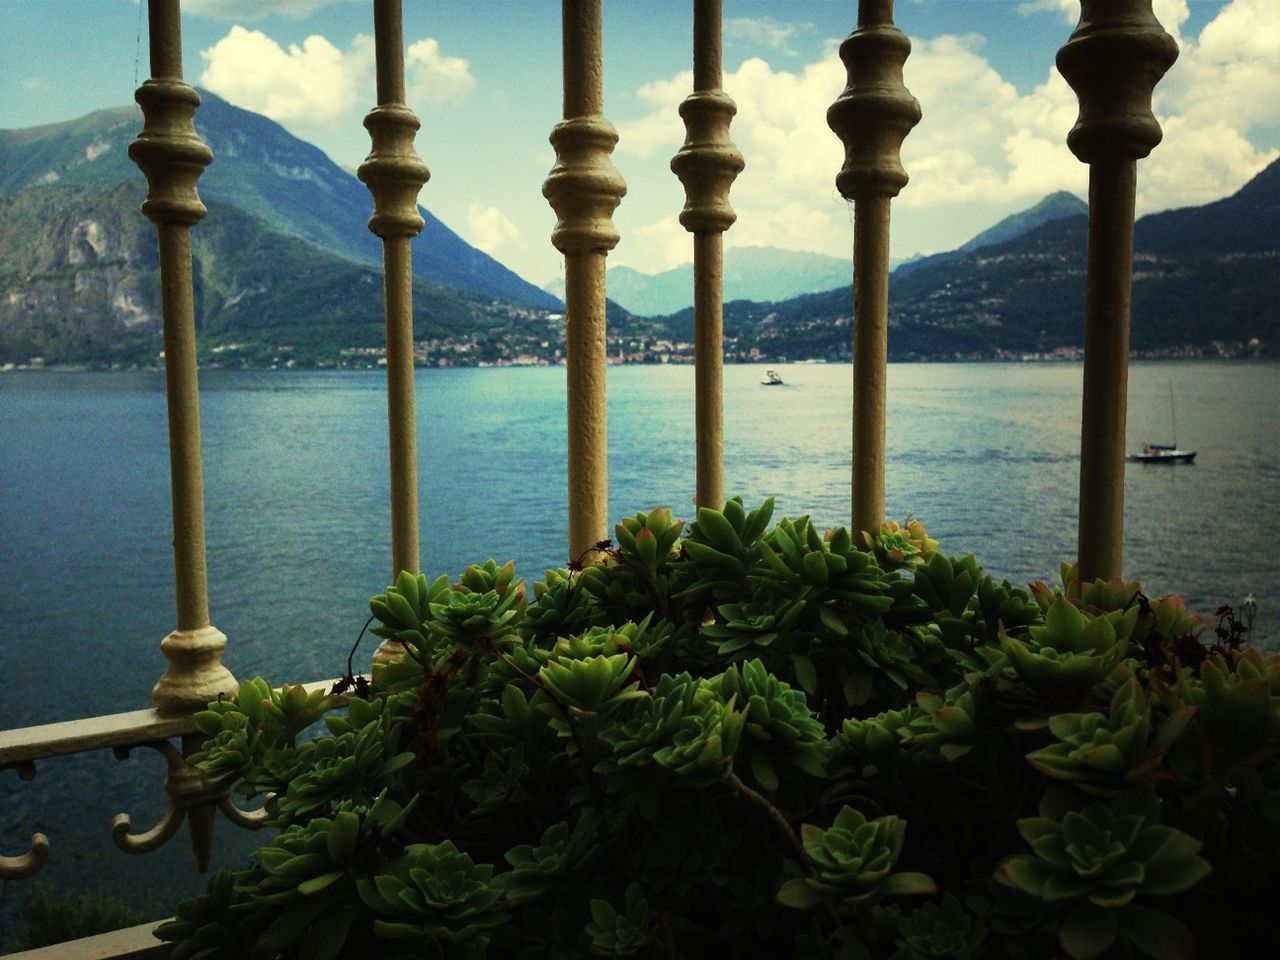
[359,0,430,665]
[128,0,237,716]
[827,0,921,539]
[1057,0,1177,581]
[544,0,627,560]
[671,0,743,511]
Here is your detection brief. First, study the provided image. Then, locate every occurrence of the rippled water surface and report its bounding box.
[1,360,1277,922]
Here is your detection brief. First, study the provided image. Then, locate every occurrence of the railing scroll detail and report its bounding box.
[827,0,921,539]
[1057,0,1178,581]
[671,0,743,511]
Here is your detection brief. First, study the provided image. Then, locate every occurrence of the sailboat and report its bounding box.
[1128,383,1196,464]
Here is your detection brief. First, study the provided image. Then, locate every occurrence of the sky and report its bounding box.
[1,0,1276,289]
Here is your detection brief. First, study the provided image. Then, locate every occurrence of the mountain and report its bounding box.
[957,191,1088,252]
[0,91,559,309]
[579,191,1086,318]
[546,246,905,317]
[893,190,1087,280]
[656,160,1278,361]
[0,179,569,367]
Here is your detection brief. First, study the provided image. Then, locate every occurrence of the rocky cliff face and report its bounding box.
[0,182,162,363]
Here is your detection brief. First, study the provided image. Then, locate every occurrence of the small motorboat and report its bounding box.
[1127,442,1196,464]
[760,369,784,386]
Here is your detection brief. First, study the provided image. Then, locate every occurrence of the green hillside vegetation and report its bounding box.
[0,93,559,309]
[0,180,569,368]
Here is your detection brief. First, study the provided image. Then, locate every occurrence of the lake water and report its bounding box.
[1,360,1277,926]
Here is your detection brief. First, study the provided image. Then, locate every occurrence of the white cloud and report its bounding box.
[612,0,1275,264]
[725,17,807,53]
[199,26,370,124]
[406,38,475,107]
[184,0,353,20]
[199,27,474,132]
[466,202,522,255]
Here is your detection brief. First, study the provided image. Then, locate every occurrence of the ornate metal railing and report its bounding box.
[0,0,1177,955]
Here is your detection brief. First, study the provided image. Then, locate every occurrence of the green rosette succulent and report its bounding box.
[1155,647,1280,776]
[975,574,1040,643]
[702,595,805,656]
[906,681,981,761]
[429,584,524,652]
[155,870,249,960]
[533,652,646,737]
[500,818,599,904]
[1000,598,1135,697]
[833,705,917,770]
[357,840,508,955]
[911,552,981,646]
[602,671,744,781]
[861,517,939,572]
[756,517,892,620]
[584,882,657,957]
[891,893,988,960]
[1026,676,1196,797]
[777,805,935,908]
[715,658,827,791]
[453,558,522,600]
[522,566,606,640]
[370,570,452,661]
[273,701,414,823]
[191,678,334,785]
[676,496,774,602]
[613,506,685,573]
[996,787,1211,960]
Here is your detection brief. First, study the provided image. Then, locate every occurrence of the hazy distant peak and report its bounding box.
[957,191,1088,254]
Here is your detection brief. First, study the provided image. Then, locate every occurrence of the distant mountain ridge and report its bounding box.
[0,91,559,309]
[1,92,1272,367]
[569,192,1087,318]
[665,160,1278,361]
[544,246,880,317]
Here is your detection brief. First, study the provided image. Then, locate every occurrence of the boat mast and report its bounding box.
[1169,380,1177,448]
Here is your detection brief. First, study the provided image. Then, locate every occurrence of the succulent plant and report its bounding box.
[369,570,453,660]
[777,805,935,908]
[833,705,917,769]
[891,893,987,960]
[907,681,981,761]
[911,553,981,645]
[429,584,523,652]
[602,671,744,782]
[715,658,827,791]
[1026,676,1196,797]
[1000,598,1135,697]
[861,517,939,572]
[164,498,1270,959]
[584,882,657,957]
[1154,647,1280,776]
[357,840,508,955]
[996,787,1210,959]
[500,818,598,903]
[674,498,774,604]
[191,678,334,784]
[757,518,893,620]
[523,566,606,640]
[701,595,806,656]
[533,652,646,736]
